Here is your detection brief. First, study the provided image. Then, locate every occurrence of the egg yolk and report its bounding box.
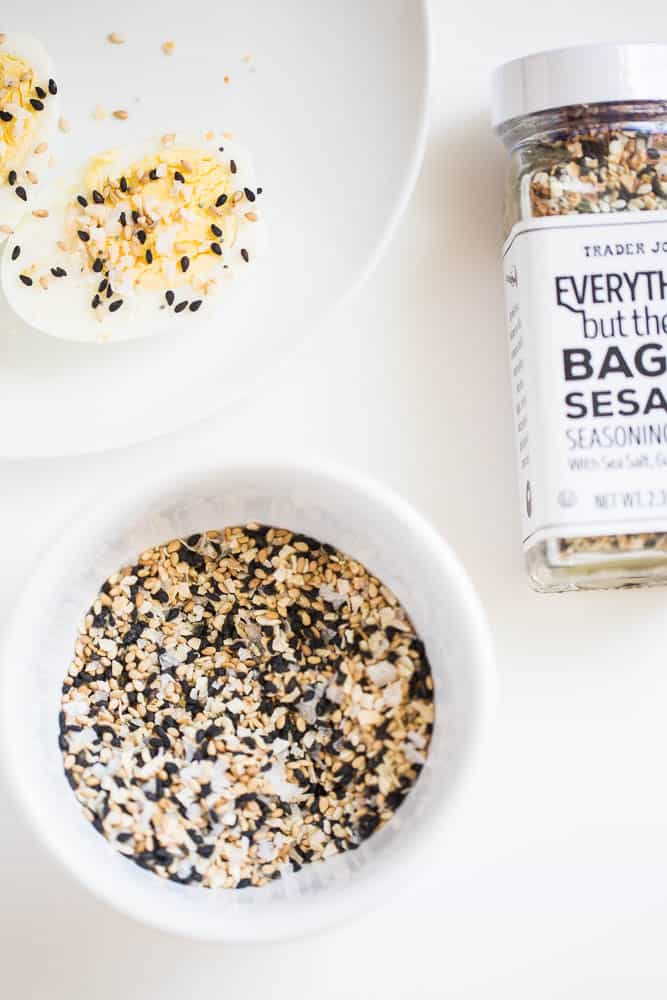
[68,147,246,297]
[0,53,41,178]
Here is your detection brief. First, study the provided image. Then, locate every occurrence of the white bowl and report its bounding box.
[0,458,495,942]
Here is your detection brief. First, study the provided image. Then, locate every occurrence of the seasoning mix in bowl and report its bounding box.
[0,460,494,941]
[60,524,434,889]
[495,44,667,591]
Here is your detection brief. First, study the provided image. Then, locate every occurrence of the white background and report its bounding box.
[3,2,667,996]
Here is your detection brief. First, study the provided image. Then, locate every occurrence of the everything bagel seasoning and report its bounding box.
[59,525,434,889]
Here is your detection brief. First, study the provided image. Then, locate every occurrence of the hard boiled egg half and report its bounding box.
[0,32,60,239]
[1,132,265,342]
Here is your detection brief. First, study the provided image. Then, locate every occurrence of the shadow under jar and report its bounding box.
[494,44,667,592]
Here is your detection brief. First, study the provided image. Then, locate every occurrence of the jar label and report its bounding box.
[503,210,667,550]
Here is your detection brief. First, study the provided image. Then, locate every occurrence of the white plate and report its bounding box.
[0,0,430,456]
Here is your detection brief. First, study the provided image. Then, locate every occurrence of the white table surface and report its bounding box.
[3,2,667,996]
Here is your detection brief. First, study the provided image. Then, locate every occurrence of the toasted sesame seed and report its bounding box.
[15,186,27,201]
[109,299,123,312]
[174,300,188,312]
[113,109,128,120]
[92,258,103,273]
[108,32,125,44]
[48,78,58,95]
[77,230,90,242]
[38,275,48,290]
[30,98,44,111]
[19,274,32,286]
[232,190,243,204]
[0,224,13,235]
[162,40,175,55]
[224,75,230,84]
[215,193,227,207]
[58,116,70,133]
[240,248,249,262]
[189,299,202,311]
[245,211,258,221]
[26,170,38,185]
[210,242,222,255]
[11,245,20,260]
[211,223,222,237]
[180,255,189,272]
[32,209,48,218]
[34,141,48,154]
[165,290,175,306]
[180,159,193,173]
[56,240,68,252]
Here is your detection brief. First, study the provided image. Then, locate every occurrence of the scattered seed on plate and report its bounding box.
[32,209,48,218]
[15,186,26,201]
[108,32,125,44]
[241,248,249,262]
[113,109,129,120]
[11,245,20,259]
[19,274,32,286]
[59,525,434,889]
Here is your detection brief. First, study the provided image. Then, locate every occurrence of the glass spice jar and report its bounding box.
[494,44,667,592]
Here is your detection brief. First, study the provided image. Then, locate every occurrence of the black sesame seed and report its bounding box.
[35,85,47,99]
[244,187,256,202]
[19,274,32,286]
[180,255,189,272]
[92,257,103,273]
[218,146,224,152]
[215,193,227,207]
[0,110,13,122]
[51,266,66,277]
[92,189,104,204]
[131,210,140,223]
[240,248,249,262]
[48,78,58,95]
[11,245,20,261]
[91,294,101,309]
[210,242,222,255]
[137,229,146,244]
[77,195,88,207]
[174,171,185,183]
[174,300,188,313]
[30,99,45,111]
[109,299,123,312]
[77,229,90,242]
[15,186,27,201]
[98,278,108,292]
[149,168,158,181]
[146,249,153,264]
[257,186,263,194]
[165,289,175,306]
[7,169,16,185]
[106,284,114,298]
[230,159,237,174]
[189,299,202,312]
[211,223,222,237]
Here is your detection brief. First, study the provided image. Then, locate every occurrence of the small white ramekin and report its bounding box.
[0,458,495,941]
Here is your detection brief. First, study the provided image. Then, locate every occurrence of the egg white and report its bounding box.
[1,132,266,343]
[0,33,60,240]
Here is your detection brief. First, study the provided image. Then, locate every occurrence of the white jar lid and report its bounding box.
[492,43,667,129]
